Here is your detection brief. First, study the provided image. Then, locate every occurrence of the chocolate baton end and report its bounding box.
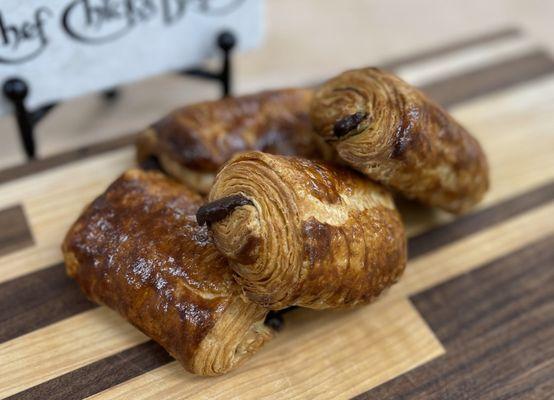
[333,112,368,138]
[196,195,253,226]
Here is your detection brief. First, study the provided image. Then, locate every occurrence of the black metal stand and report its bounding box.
[183,31,236,97]
[2,31,236,160]
[3,79,56,159]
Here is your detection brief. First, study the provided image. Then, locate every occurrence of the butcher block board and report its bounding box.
[0,27,553,399]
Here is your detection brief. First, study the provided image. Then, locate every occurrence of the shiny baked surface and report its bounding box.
[62,169,271,375]
[310,67,489,213]
[137,88,331,193]
[205,152,407,310]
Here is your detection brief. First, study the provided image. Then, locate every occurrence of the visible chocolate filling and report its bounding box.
[333,112,367,138]
[196,194,253,226]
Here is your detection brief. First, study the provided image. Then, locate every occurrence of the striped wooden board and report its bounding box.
[1,27,553,400]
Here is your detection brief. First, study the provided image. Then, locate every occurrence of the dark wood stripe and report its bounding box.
[3,181,551,399]
[0,205,34,257]
[7,340,172,400]
[0,263,95,344]
[0,133,137,185]
[0,28,538,186]
[421,49,554,107]
[407,180,554,258]
[356,234,554,400]
[381,27,521,70]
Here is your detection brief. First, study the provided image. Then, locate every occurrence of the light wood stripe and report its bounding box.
[0,300,442,398]
[397,34,536,87]
[10,300,440,400]
[394,202,554,300]
[10,341,172,400]
[421,49,554,107]
[0,309,147,399]
[407,180,554,258]
[88,299,442,400]
[380,27,521,71]
[3,199,549,400]
[240,26,526,94]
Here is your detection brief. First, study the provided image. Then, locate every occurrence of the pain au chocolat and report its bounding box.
[137,88,332,194]
[62,169,272,376]
[197,152,407,310]
[310,67,489,213]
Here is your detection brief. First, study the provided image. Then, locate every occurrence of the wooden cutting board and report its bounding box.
[0,27,553,400]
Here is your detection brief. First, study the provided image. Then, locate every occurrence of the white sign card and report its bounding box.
[0,0,264,116]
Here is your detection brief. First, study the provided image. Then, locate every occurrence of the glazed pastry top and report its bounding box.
[149,88,328,173]
[310,67,489,213]
[62,170,240,366]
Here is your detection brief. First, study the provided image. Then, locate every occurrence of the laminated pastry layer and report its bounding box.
[199,152,407,310]
[62,169,272,376]
[137,88,333,194]
[310,67,489,213]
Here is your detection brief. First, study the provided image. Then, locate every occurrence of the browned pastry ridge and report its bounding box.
[137,88,332,194]
[61,169,272,376]
[198,152,407,310]
[310,67,489,214]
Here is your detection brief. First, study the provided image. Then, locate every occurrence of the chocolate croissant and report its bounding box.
[137,88,332,194]
[310,67,489,213]
[197,152,407,310]
[62,169,272,376]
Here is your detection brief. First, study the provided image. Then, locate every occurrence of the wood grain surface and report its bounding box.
[0,28,553,400]
[359,234,554,400]
[0,205,33,257]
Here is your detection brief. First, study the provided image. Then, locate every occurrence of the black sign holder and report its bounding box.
[2,31,236,160]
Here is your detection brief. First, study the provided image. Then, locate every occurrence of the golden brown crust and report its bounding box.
[136,88,333,194]
[61,169,271,376]
[204,152,407,310]
[310,67,489,214]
